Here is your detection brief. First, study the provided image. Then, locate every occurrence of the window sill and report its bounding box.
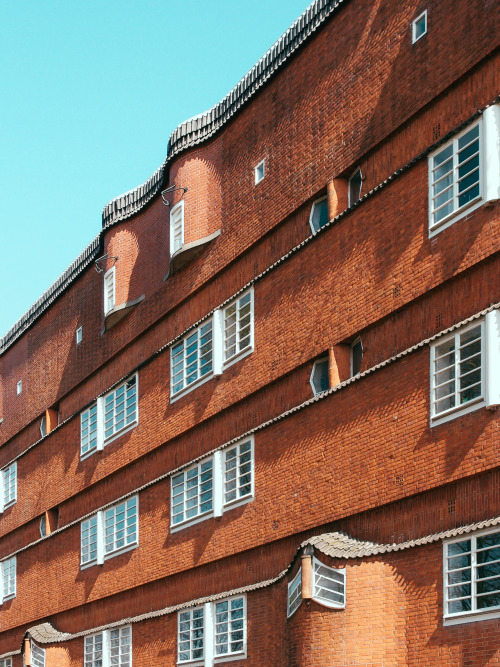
[429,197,483,238]
[80,542,138,569]
[444,608,500,625]
[80,421,138,460]
[430,397,484,427]
[170,372,214,404]
[165,230,221,280]
[222,345,253,372]
[103,295,145,332]
[170,510,214,533]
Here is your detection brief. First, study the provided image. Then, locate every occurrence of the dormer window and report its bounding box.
[254,159,265,185]
[170,200,184,256]
[309,196,329,233]
[103,267,116,315]
[348,168,362,206]
[16,380,22,396]
[412,10,427,43]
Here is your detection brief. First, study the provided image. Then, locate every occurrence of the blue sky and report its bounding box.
[0,0,308,337]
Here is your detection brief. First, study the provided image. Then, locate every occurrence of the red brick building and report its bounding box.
[1,0,499,665]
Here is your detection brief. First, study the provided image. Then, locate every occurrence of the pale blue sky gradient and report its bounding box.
[0,0,308,337]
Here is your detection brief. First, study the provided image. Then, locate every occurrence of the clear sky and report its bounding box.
[0,0,309,338]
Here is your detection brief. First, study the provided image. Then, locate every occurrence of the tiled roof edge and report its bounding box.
[101,0,346,228]
[0,234,101,355]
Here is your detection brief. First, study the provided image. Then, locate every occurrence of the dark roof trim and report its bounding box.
[101,0,347,229]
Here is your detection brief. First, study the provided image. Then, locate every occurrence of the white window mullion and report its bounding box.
[96,397,105,451]
[212,309,223,376]
[212,451,223,518]
[0,472,4,514]
[96,510,104,565]
[204,602,214,667]
[102,630,110,667]
[471,536,477,613]
[485,310,500,408]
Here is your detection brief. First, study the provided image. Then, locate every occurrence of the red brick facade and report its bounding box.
[0,0,499,665]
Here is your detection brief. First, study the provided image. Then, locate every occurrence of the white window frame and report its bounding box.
[287,568,302,618]
[308,195,329,234]
[444,527,500,625]
[411,10,427,43]
[310,357,329,396]
[0,556,16,604]
[76,326,83,345]
[350,338,363,377]
[84,626,132,667]
[348,168,362,207]
[30,642,45,667]
[170,319,214,401]
[80,496,139,569]
[223,289,254,369]
[0,658,12,667]
[170,200,185,256]
[312,556,346,609]
[254,159,265,185]
[178,596,247,666]
[80,375,139,459]
[104,266,116,316]
[0,462,17,513]
[16,380,22,395]
[171,438,254,532]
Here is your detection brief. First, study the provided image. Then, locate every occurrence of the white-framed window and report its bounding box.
[30,642,45,667]
[171,438,254,531]
[444,527,500,625]
[429,105,500,235]
[254,159,265,184]
[178,596,246,665]
[0,462,17,512]
[287,568,302,618]
[81,496,138,568]
[170,200,185,256]
[0,658,12,667]
[85,626,132,667]
[430,311,500,425]
[104,266,116,316]
[309,196,329,233]
[348,168,362,206]
[171,320,214,398]
[310,357,329,396]
[80,375,138,458]
[412,9,427,43]
[170,289,255,401]
[350,338,363,377]
[0,557,16,603]
[76,326,83,345]
[16,380,22,396]
[223,290,254,367]
[312,557,346,608]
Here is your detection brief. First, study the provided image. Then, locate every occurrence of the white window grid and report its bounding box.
[85,627,132,667]
[80,375,138,458]
[170,200,185,255]
[1,557,16,602]
[178,606,204,664]
[171,320,214,397]
[224,439,253,507]
[312,557,346,608]
[429,120,481,231]
[430,321,483,420]
[444,528,500,623]
[287,568,302,618]
[31,643,45,667]
[308,195,329,234]
[104,266,116,315]
[171,440,254,530]
[81,497,138,567]
[254,159,265,184]
[223,290,253,365]
[0,658,12,667]
[1,462,17,512]
[412,9,427,43]
[171,459,214,527]
[178,597,246,665]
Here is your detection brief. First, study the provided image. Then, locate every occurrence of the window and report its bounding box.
[85,627,132,667]
[171,439,254,531]
[351,338,363,376]
[40,415,47,437]
[223,290,254,366]
[0,462,17,513]
[287,569,302,618]
[178,596,246,665]
[104,266,116,315]
[171,320,214,397]
[30,642,45,667]
[312,557,346,608]
[16,380,22,396]
[444,528,500,624]
[76,326,83,345]
[254,159,265,184]
[81,496,138,567]
[0,557,16,603]
[80,375,138,458]
[412,10,427,43]
[309,196,329,233]
[170,200,185,256]
[348,168,362,206]
[171,291,254,400]
[0,658,12,667]
[310,358,329,396]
